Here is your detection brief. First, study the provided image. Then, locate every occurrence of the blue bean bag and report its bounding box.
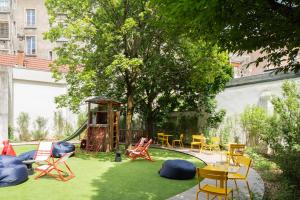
[52,142,75,158]
[18,150,36,161]
[159,159,196,180]
[0,156,28,187]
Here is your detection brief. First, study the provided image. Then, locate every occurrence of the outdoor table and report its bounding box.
[202,163,239,188]
[22,160,36,175]
[163,135,173,147]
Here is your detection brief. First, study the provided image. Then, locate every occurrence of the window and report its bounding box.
[0,22,8,38]
[48,51,53,60]
[26,36,36,55]
[0,0,9,12]
[26,9,36,27]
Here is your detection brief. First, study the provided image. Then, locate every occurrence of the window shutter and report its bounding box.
[0,22,9,38]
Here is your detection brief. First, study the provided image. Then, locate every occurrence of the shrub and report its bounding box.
[32,116,48,140]
[53,111,65,138]
[17,112,31,141]
[8,125,15,141]
[240,105,270,146]
[261,81,300,184]
[64,121,74,137]
[77,112,87,128]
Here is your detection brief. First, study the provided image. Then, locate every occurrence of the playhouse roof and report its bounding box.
[85,96,122,106]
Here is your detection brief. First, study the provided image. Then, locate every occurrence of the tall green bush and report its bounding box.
[17,112,31,141]
[32,116,48,140]
[260,81,300,184]
[53,111,65,139]
[240,105,269,146]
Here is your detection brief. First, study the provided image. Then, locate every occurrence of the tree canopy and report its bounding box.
[156,0,300,72]
[45,0,232,143]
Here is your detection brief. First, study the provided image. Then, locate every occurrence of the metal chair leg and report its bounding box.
[246,180,252,199]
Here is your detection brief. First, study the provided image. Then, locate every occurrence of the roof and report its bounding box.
[85,96,122,106]
[0,54,52,71]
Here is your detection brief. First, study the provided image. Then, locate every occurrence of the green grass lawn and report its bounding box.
[1,145,204,200]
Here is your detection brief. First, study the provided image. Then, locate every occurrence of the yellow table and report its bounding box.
[204,164,239,173]
[163,135,173,147]
[203,164,239,188]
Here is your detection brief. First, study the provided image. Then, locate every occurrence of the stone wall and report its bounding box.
[0,66,11,141]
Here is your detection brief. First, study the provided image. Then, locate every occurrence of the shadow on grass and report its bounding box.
[83,148,205,200]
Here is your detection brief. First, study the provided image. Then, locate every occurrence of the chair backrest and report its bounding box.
[197,168,229,192]
[211,137,220,145]
[179,134,184,141]
[34,142,53,161]
[143,139,152,149]
[57,152,74,164]
[157,133,165,140]
[192,135,205,143]
[135,137,146,148]
[229,144,246,156]
[235,156,252,177]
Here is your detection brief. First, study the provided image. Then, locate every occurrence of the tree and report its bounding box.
[46,0,157,147]
[156,0,300,72]
[45,0,232,146]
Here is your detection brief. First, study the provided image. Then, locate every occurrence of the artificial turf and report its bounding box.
[0,145,204,200]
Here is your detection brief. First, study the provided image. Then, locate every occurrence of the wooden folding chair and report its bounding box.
[128,139,153,161]
[127,137,147,151]
[35,152,75,182]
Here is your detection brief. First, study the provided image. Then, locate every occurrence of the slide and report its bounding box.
[61,120,87,142]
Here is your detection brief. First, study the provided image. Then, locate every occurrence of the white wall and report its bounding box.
[215,75,300,143]
[12,68,76,138]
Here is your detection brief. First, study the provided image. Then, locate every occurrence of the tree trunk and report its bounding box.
[145,114,154,138]
[125,94,134,149]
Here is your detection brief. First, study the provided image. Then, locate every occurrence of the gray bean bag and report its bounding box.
[0,156,28,187]
[52,142,75,158]
[159,159,196,180]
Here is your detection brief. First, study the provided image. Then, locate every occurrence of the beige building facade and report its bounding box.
[0,0,64,60]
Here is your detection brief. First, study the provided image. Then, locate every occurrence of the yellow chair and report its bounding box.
[172,134,184,148]
[226,144,246,165]
[228,156,252,199]
[157,133,167,146]
[203,137,221,151]
[196,168,233,200]
[191,135,205,151]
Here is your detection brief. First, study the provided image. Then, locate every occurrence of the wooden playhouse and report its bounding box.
[84,97,122,152]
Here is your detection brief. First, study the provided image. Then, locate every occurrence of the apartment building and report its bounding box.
[0,0,65,60]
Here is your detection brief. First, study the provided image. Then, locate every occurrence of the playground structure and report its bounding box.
[83,97,121,152]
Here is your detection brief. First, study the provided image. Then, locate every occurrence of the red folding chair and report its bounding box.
[127,137,147,154]
[128,139,153,161]
[35,152,75,182]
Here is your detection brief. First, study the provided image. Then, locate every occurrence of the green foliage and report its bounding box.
[240,105,270,146]
[32,116,48,141]
[53,111,64,138]
[156,0,300,72]
[64,121,74,137]
[53,110,76,139]
[77,112,87,128]
[45,0,232,141]
[256,81,300,184]
[17,112,31,141]
[246,147,300,200]
[8,125,14,141]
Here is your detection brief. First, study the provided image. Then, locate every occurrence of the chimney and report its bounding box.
[17,50,25,67]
